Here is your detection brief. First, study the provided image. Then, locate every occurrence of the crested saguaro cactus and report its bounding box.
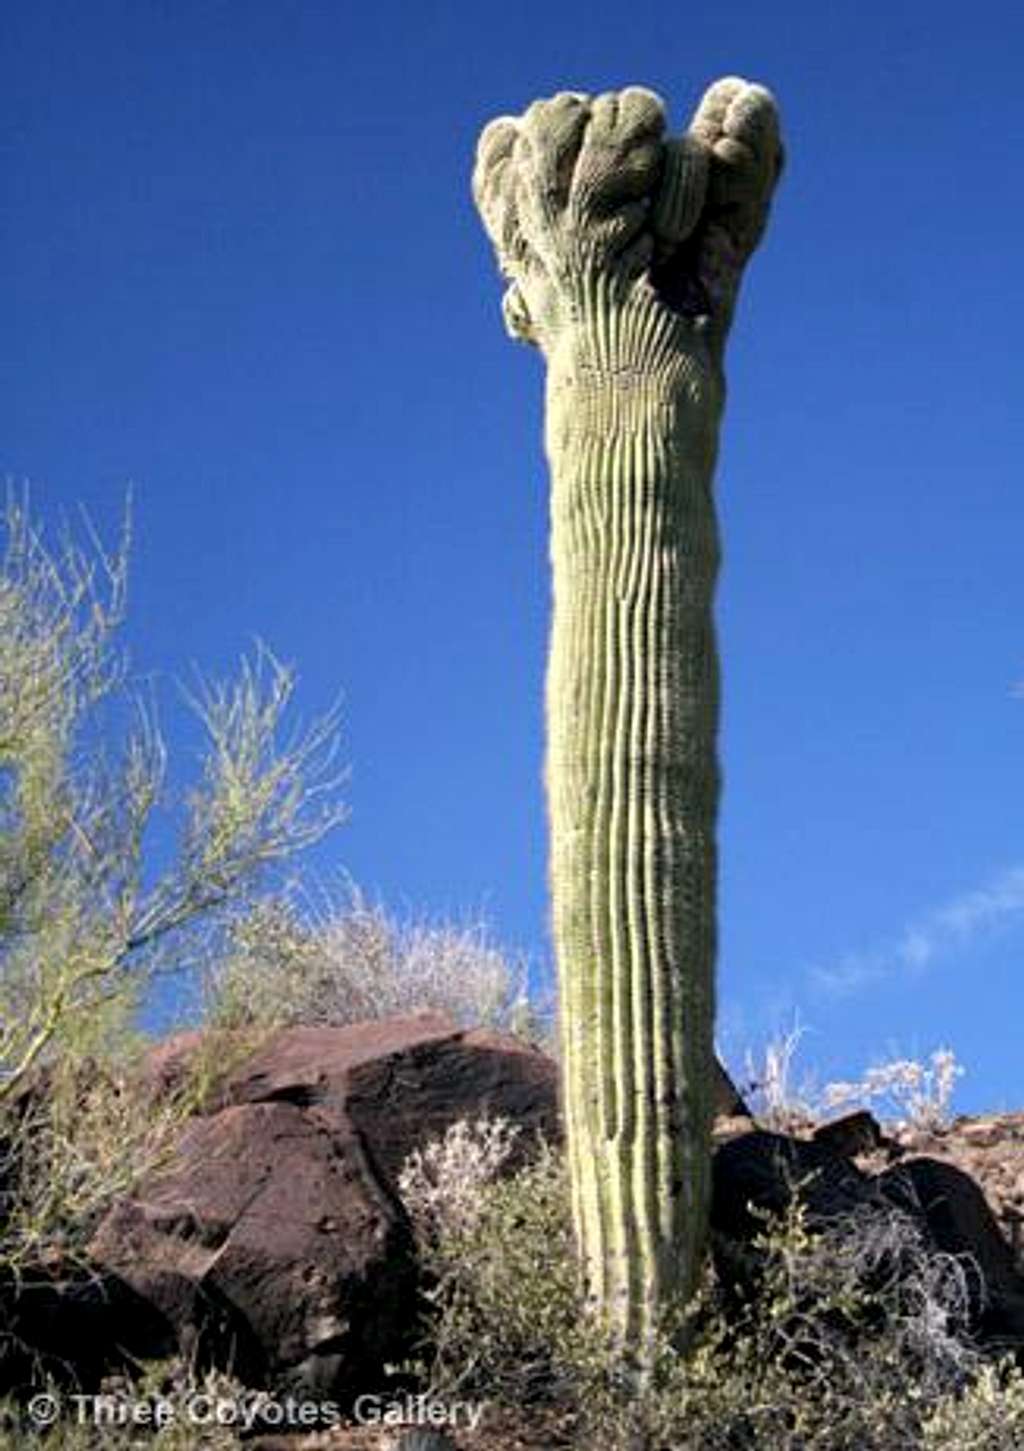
[472,81,782,1354]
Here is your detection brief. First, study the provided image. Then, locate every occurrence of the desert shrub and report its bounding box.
[822,1046,964,1130]
[920,1358,1024,1448]
[398,1116,584,1407]
[0,491,345,1103]
[740,1025,965,1134]
[0,1056,179,1270]
[203,884,553,1046]
[740,1019,819,1131]
[398,1118,1024,1449]
[399,1113,524,1243]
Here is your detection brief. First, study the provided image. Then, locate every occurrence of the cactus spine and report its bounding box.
[473,80,782,1356]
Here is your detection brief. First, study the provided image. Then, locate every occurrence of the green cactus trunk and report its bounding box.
[545,281,721,1352]
[472,77,781,1361]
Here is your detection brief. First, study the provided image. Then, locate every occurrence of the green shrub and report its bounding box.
[400,1118,583,1406]
[920,1359,1024,1448]
[0,491,345,1103]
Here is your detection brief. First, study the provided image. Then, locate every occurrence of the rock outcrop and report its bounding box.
[890,1112,1024,1268]
[88,1015,559,1402]
[711,1112,1024,1350]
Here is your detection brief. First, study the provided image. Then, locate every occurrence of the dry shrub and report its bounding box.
[398,1117,582,1408]
[740,1028,965,1135]
[741,1020,818,1132]
[822,1046,964,1130]
[398,1118,1024,1450]
[204,885,552,1046]
[1,1062,173,1273]
[399,1114,523,1243]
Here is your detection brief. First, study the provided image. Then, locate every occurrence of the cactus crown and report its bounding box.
[473,79,782,352]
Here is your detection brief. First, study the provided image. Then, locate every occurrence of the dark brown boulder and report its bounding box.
[710,1126,1024,1352]
[812,1109,888,1158]
[712,1129,881,1243]
[216,1017,561,1190]
[89,1015,561,1401]
[91,1100,415,1398]
[146,1015,744,1133]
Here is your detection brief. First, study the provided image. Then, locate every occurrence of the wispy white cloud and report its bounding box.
[808,864,1024,998]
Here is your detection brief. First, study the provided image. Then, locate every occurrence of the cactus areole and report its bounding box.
[473,81,782,1355]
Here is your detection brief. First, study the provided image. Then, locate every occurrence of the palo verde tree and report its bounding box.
[473,79,782,1357]
[0,493,345,1103]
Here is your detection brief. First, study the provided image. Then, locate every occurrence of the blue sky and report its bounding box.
[3,1,1022,1113]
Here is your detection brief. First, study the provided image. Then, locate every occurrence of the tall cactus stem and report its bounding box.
[473,78,782,1358]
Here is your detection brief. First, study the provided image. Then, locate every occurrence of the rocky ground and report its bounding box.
[250,1404,577,1450]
